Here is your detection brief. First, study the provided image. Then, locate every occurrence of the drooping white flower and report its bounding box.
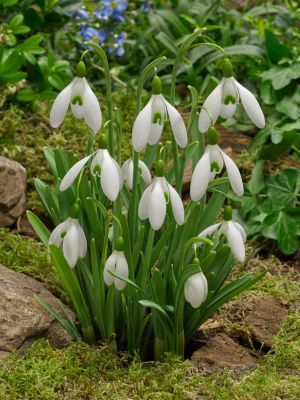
[49,217,87,268]
[190,127,243,201]
[132,76,188,152]
[60,141,121,201]
[50,62,102,133]
[198,62,265,133]
[197,208,246,262]
[184,271,208,308]
[138,170,184,230]
[121,158,151,190]
[190,143,243,201]
[103,250,129,291]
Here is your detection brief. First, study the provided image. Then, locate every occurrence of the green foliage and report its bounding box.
[229,167,300,255]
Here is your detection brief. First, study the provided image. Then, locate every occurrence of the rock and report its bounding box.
[0,264,74,353]
[0,157,27,226]
[191,333,257,373]
[244,295,288,348]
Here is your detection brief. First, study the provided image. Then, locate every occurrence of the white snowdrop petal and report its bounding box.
[60,154,93,191]
[114,252,129,291]
[167,182,184,225]
[208,145,224,173]
[198,79,224,133]
[220,103,237,118]
[70,103,84,119]
[132,97,153,152]
[50,81,73,128]
[148,180,166,230]
[148,122,164,145]
[125,159,134,189]
[234,79,265,128]
[63,223,80,268]
[220,149,244,196]
[190,150,211,201]
[82,78,102,132]
[103,252,118,286]
[139,160,151,186]
[138,184,152,220]
[49,220,69,247]
[226,222,245,262]
[101,151,120,201]
[91,150,103,176]
[200,273,208,300]
[233,222,247,243]
[121,159,130,184]
[197,222,221,244]
[164,99,188,148]
[184,274,204,308]
[77,224,87,259]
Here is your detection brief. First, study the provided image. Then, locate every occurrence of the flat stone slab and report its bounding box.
[0,264,74,354]
[0,156,27,226]
[244,295,288,348]
[192,333,257,373]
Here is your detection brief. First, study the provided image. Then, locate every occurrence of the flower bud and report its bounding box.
[224,205,232,221]
[76,61,87,78]
[70,202,80,218]
[115,236,124,251]
[98,134,108,149]
[152,75,162,95]
[207,127,219,145]
[156,159,165,177]
[221,58,233,78]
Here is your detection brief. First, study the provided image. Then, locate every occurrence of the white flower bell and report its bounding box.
[121,158,151,190]
[198,58,265,133]
[60,135,121,201]
[103,237,129,291]
[50,61,102,133]
[190,127,243,201]
[138,160,184,230]
[48,203,87,268]
[132,75,188,151]
[197,206,246,262]
[184,262,208,308]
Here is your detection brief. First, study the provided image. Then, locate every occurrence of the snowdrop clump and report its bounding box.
[29,41,266,359]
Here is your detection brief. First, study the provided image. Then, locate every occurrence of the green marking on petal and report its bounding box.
[211,162,220,172]
[224,95,236,105]
[152,112,163,124]
[93,165,101,175]
[71,96,83,106]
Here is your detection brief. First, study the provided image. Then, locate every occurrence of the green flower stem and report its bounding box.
[85,42,114,156]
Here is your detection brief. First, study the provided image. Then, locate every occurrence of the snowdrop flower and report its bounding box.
[138,160,184,230]
[190,127,243,201]
[60,135,121,201]
[198,58,265,133]
[197,206,246,262]
[50,61,102,133]
[48,204,87,268]
[103,237,128,291]
[132,75,188,152]
[121,158,151,190]
[184,263,208,308]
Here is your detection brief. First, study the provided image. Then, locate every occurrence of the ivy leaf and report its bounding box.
[261,63,300,90]
[265,29,292,63]
[265,168,300,205]
[262,210,299,255]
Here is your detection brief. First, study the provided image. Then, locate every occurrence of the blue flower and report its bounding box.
[79,25,108,44]
[73,8,90,21]
[95,0,128,22]
[114,32,126,57]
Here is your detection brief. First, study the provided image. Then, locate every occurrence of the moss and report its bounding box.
[0,313,299,400]
[0,228,65,300]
